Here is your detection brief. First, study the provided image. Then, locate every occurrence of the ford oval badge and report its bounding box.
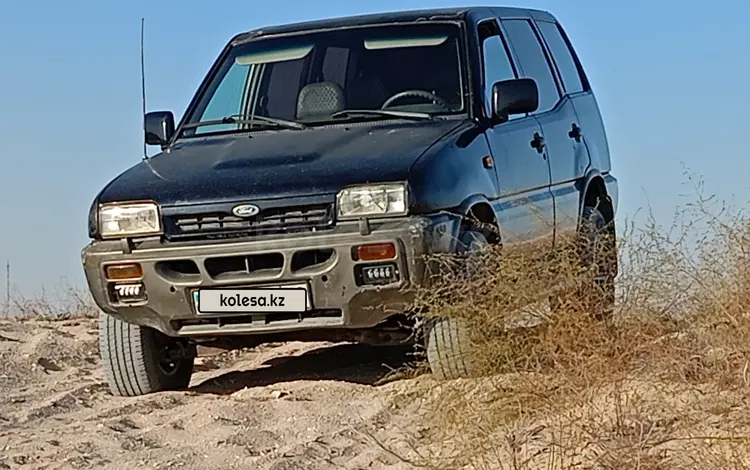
[232,204,260,217]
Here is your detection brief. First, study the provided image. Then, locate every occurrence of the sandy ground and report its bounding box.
[6,315,750,470]
[0,318,434,470]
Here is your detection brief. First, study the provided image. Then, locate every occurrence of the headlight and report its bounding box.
[336,183,408,219]
[99,202,162,238]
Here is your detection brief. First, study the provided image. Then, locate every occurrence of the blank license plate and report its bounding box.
[194,284,310,315]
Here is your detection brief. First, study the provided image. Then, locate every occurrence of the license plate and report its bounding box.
[193,283,311,315]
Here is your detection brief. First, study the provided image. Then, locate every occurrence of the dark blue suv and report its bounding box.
[81,6,618,396]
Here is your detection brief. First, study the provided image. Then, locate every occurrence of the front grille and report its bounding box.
[164,204,335,241]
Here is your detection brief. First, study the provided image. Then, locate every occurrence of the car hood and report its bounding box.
[98,119,462,207]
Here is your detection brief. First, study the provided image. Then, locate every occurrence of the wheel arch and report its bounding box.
[579,170,615,229]
[579,170,618,275]
[457,194,501,244]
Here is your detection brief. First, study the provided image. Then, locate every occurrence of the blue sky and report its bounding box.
[0,0,748,296]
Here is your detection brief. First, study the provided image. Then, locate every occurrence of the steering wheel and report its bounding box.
[381,89,450,110]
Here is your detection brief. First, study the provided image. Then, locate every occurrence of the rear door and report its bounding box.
[500,18,588,248]
[534,20,600,243]
[478,18,554,252]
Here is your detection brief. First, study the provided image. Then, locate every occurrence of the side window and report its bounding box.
[536,21,584,94]
[195,63,250,134]
[322,46,350,88]
[501,19,560,114]
[478,20,518,118]
[260,58,307,120]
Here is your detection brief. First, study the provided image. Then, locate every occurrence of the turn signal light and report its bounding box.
[353,242,397,261]
[105,263,143,280]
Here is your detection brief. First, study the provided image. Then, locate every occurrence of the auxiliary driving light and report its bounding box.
[111,282,147,303]
[357,263,400,286]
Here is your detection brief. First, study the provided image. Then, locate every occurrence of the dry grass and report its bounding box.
[1,279,97,320]
[402,174,750,469]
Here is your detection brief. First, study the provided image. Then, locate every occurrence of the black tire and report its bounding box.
[99,313,195,397]
[575,205,617,320]
[424,229,487,380]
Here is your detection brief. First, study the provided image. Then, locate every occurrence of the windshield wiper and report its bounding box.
[330,109,434,121]
[182,114,307,131]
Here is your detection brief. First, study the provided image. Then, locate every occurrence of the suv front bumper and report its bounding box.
[81,213,462,337]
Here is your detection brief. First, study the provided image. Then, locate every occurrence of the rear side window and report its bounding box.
[501,19,560,114]
[536,21,584,94]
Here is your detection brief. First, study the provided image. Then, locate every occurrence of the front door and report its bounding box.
[478,19,555,252]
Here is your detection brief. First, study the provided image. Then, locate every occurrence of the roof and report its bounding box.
[232,6,556,43]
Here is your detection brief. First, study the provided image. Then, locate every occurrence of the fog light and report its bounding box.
[353,242,396,261]
[358,263,399,286]
[111,282,147,303]
[105,263,143,280]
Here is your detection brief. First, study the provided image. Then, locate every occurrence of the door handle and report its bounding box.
[568,123,582,142]
[530,132,545,154]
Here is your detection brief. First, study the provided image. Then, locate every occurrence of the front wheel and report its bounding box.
[99,313,195,397]
[423,229,487,380]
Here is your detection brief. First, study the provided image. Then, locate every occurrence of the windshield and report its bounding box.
[181,22,465,137]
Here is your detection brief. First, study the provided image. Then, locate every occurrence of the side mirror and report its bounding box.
[144,111,175,147]
[490,78,539,124]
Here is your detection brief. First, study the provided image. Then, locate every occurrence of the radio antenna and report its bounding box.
[137,17,169,181]
[140,17,148,160]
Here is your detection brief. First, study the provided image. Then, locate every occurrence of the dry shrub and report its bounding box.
[406,174,750,469]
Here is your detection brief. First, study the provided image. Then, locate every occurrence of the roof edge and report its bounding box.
[230,6,553,44]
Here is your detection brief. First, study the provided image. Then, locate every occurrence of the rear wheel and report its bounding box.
[551,204,616,320]
[99,313,195,397]
[424,228,488,380]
